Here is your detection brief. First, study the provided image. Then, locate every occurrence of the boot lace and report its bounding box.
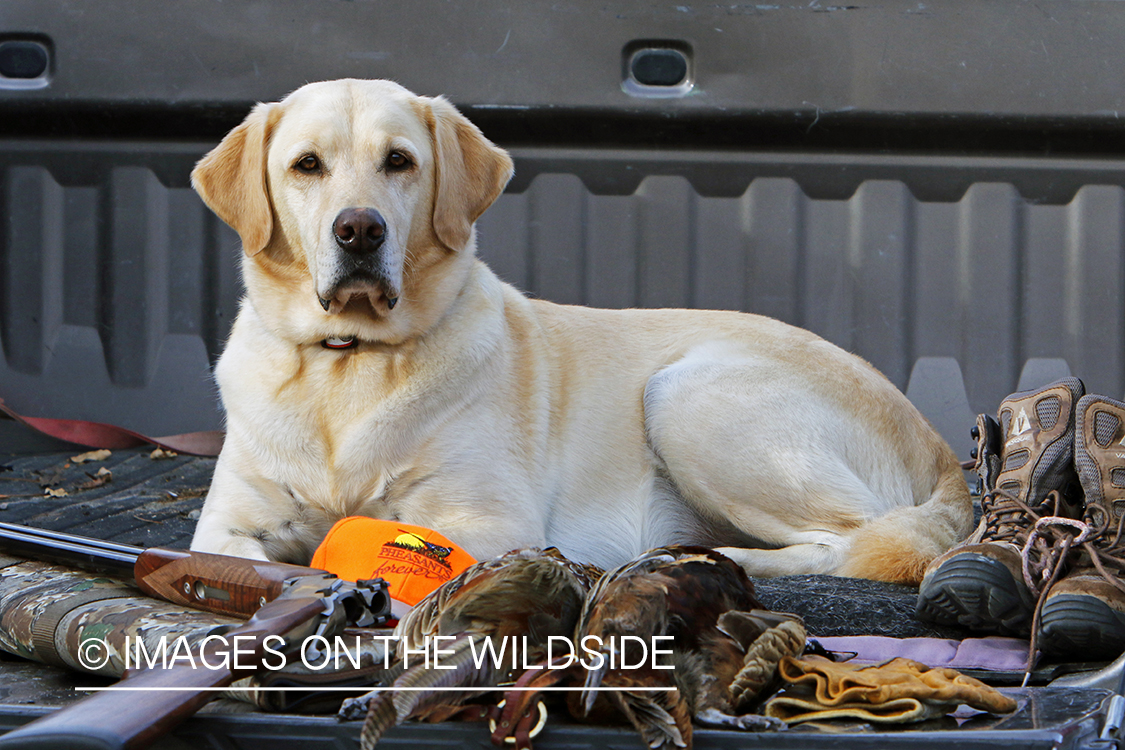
[1018,500,1125,685]
[980,487,1066,547]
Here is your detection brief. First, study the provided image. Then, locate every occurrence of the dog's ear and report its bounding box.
[426,96,514,251]
[191,102,281,256]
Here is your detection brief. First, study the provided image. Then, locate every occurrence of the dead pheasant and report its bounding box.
[338,547,601,749]
[496,546,803,749]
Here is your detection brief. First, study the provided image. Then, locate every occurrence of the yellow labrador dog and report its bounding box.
[189,78,971,583]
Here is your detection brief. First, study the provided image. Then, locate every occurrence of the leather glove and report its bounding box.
[763,655,1017,724]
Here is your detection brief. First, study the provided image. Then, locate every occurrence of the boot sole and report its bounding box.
[916,553,1034,635]
[1039,594,1125,659]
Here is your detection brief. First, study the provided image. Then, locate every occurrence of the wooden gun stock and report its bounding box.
[0,592,329,750]
[135,548,323,619]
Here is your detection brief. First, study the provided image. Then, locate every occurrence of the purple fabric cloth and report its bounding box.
[814,635,1031,672]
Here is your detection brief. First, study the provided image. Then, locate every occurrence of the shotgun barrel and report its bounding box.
[0,521,141,577]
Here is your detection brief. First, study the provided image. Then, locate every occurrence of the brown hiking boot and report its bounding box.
[916,377,1086,635]
[1039,394,1125,658]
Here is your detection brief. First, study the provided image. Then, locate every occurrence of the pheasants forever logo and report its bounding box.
[377,531,455,579]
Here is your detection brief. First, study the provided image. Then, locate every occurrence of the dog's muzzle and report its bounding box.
[319,207,399,314]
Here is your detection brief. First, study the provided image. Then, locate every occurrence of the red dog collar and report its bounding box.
[321,336,358,350]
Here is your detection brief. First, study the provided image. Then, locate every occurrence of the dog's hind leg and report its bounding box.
[642,341,923,580]
[713,541,848,578]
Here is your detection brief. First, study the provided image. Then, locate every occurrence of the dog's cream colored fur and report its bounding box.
[189,79,971,583]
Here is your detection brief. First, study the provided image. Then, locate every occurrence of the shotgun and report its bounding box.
[0,521,391,750]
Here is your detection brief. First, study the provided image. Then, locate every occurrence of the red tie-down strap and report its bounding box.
[0,398,223,457]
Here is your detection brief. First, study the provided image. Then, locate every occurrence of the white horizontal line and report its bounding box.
[75,686,677,693]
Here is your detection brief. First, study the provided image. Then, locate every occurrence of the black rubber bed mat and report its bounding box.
[0,447,211,551]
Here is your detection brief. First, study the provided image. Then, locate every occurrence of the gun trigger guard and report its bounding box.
[312,599,339,641]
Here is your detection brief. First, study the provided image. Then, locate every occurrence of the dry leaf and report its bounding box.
[71,449,111,464]
[32,467,66,487]
[44,488,68,498]
[76,467,113,491]
[149,448,178,460]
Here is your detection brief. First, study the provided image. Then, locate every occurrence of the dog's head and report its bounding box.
[192,79,513,343]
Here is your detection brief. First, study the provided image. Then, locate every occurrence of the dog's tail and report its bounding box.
[837,465,974,585]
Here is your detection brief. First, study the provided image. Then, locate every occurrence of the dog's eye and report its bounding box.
[294,155,321,173]
[385,151,412,172]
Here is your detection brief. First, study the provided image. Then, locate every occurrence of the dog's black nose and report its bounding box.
[333,208,386,254]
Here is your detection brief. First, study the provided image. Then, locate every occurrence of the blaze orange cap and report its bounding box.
[311,517,476,607]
